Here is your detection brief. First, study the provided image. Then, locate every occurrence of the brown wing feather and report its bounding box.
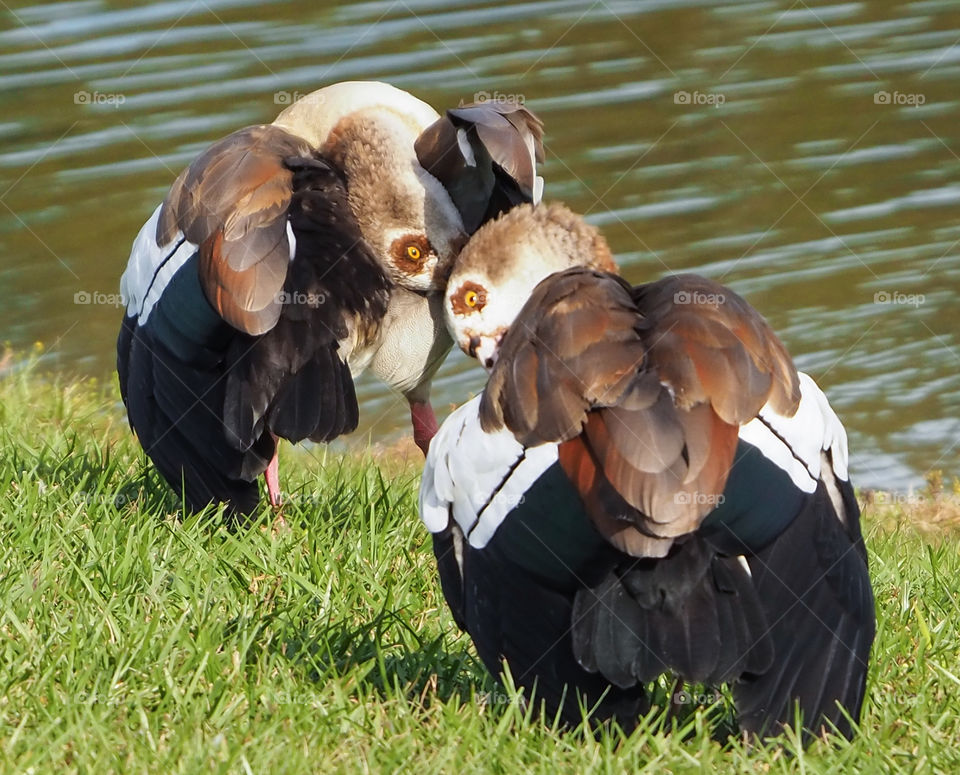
[199,229,289,336]
[482,267,800,557]
[414,102,545,233]
[634,275,799,418]
[558,436,675,558]
[158,124,314,335]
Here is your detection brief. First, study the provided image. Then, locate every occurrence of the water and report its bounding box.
[1,0,957,490]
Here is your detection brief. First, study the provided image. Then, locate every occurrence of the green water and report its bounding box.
[1,0,958,489]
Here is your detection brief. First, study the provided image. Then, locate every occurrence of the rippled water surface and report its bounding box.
[1,0,958,489]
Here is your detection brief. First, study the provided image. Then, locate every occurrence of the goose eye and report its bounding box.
[391,236,431,272]
[450,281,487,314]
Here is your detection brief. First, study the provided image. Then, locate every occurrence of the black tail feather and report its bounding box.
[464,537,648,727]
[733,482,874,740]
[573,537,773,690]
[121,318,261,514]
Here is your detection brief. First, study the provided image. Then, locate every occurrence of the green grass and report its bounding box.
[0,361,958,774]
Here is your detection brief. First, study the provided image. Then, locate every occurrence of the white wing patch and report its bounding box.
[456,127,477,167]
[421,374,852,549]
[532,174,544,205]
[738,371,850,493]
[419,396,558,549]
[119,204,197,323]
[286,219,297,262]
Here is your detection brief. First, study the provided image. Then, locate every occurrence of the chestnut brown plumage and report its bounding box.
[415,102,545,233]
[118,82,546,514]
[444,204,799,555]
[157,125,311,336]
[476,267,799,555]
[427,202,873,740]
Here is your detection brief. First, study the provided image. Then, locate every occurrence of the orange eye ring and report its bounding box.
[406,245,422,261]
[451,281,486,314]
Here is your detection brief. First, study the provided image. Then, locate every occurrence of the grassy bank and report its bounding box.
[0,362,957,774]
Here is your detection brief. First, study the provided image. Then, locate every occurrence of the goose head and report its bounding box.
[274,81,467,293]
[444,202,617,368]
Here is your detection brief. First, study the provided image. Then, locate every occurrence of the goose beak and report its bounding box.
[467,334,501,370]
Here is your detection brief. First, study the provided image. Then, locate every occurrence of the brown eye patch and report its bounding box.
[450,281,487,315]
[390,234,433,274]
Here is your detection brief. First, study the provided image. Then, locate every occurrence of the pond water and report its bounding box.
[1,0,958,490]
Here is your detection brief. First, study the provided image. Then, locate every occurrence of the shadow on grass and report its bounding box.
[267,605,485,707]
[260,598,744,745]
[16,436,746,745]
[10,431,182,515]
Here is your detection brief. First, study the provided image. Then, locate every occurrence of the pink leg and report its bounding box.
[264,434,282,507]
[410,400,439,456]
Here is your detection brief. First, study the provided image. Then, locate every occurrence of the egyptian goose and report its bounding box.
[117,81,543,514]
[420,203,875,738]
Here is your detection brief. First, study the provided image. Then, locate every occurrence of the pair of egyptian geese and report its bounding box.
[118,81,875,741]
